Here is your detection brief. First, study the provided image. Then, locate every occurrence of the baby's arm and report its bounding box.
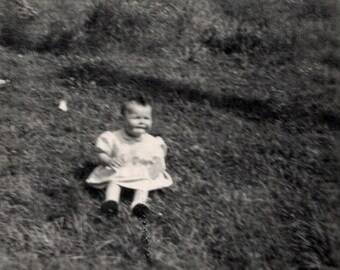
[95,131,122,170]
[97,152,122,170]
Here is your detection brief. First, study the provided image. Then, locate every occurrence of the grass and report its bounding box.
[0,0,339,269]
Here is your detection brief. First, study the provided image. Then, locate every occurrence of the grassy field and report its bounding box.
[0,0,339,269]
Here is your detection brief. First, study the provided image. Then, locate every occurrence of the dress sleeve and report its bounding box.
[156,136,168,157]
[95,131,116,157]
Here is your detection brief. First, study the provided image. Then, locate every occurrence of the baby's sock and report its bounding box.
[102,182,121,216]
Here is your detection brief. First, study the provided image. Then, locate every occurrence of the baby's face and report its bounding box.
[123,103,152,137]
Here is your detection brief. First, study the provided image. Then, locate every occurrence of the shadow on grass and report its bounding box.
[62,62,279,122]
[62,61,340,130]
[73,161,103,200]
[74,161,97,182]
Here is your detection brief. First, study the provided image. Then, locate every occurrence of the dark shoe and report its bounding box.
[132,203,149,219]
[101,200,118,216]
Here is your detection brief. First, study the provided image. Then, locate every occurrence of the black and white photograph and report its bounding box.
[0,0,339,269]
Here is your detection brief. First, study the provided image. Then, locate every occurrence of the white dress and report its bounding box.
[86,129,173,191]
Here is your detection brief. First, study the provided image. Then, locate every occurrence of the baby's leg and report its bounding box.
[105,181,121,202]
[101,181,121,216]
[131,190,149,218]
[131,190,149,208]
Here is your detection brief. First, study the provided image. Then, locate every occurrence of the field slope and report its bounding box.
[0,0,339,269]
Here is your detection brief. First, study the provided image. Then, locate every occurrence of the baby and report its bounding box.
[86,96,173,218]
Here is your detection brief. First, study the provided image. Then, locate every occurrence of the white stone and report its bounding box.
[58,100,68,112]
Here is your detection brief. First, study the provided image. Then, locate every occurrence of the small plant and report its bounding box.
[83,0,152,50]
[0,2,36,50]
[35,20,77,54]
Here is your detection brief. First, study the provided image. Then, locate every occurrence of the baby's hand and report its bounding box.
[108,158,123,171]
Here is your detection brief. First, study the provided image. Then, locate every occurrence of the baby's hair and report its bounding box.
[121,95,151,116]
